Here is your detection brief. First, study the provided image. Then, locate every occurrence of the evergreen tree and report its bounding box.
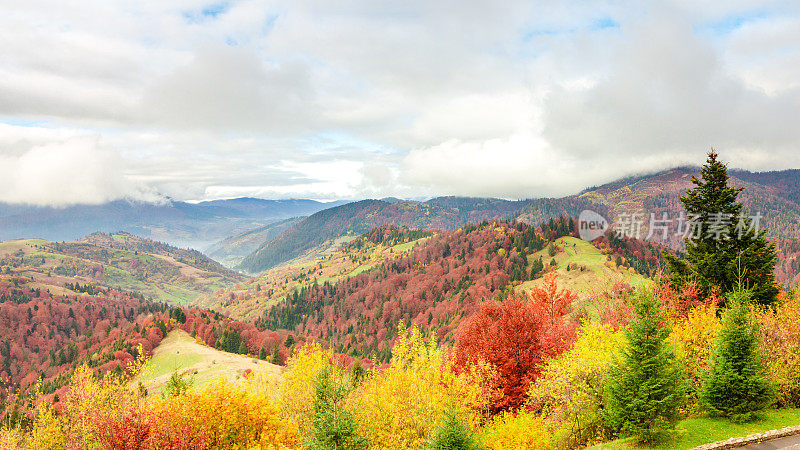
[667,151,778,306]
[349,360,365,387]
[530,256,544,279]
[603,291,684,442]
[258,346,267,360]
[163,371,193,397]
[425,407,484,450]
[270,344,282,365]
[305,366,368,450]
[701,291,773,421]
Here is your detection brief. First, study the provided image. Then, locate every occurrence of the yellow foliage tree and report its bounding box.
[527,323,625,447]
[150,376,299,449]
[29,385,66,449]
[0,428,25,450]
[280,341,337,435]
[60,365,142,448]
[759,292,800,407]
[0,346,152,449]
[670,303,721,410]
[352,327,494,450]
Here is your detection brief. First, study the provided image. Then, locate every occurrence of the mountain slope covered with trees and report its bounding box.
[0,232,245,304]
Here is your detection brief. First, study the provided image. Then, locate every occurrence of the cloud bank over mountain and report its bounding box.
[1,0,798,204]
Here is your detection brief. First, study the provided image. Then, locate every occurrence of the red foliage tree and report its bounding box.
[455,273,577,413]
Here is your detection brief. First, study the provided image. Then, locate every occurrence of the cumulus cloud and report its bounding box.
[141,46,318,133]
[401,133,573,199]
[0,137,160,206]
[0,0,799,204]
[541,13,800,170]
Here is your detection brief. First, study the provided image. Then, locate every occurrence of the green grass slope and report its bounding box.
[516,236,652,296]
[135,330,281,395]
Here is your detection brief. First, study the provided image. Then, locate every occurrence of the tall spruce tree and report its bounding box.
[666,151,779,306]
[603,291,683,442]
[701,291,773,421]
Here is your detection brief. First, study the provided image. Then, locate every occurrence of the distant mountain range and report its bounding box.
[0,198,346,250]
[205,217,304,268]
[237,197,534,273]
[232,167,800,287]
[1,167,797,286]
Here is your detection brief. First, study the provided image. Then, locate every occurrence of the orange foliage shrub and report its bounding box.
[656,279,720,321]
[95,410,152,450]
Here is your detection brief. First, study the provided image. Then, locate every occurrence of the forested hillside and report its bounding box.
[237,197,535,273]
[257,218,662,361]
[0,232,245,304]
[572,167,800,286]
[195,225,432,320]
[232,168,799,288]
[205,217,304,267]
[0,274,172,423]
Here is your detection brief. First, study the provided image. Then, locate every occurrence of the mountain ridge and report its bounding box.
[0,197,345,250]
[232,167,800,286]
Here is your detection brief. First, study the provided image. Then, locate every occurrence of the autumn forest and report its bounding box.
[0,153,796,449]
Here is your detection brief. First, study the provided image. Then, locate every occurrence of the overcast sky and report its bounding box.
[1,0,799,206]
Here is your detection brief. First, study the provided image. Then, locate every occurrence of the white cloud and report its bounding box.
[0,136,161,206]
[540,12,800,172]
[401,133,575,199]
[141,46,318,133]
[0,0,799,205]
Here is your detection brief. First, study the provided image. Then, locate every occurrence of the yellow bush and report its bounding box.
[0,427,26,450]
[29,398,66,449]
[352,327,493,449]
[479,409,550,449]
[280,341,336,434]
[150,376,299,449]
[59,365,141,447]
[759,293,800,407]
[671,303,721,409]
[527,323,625,447]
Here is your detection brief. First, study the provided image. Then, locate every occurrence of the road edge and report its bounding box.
[691,424,800,449]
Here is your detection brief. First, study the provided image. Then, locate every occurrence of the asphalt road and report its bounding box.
[740,433,800,449]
